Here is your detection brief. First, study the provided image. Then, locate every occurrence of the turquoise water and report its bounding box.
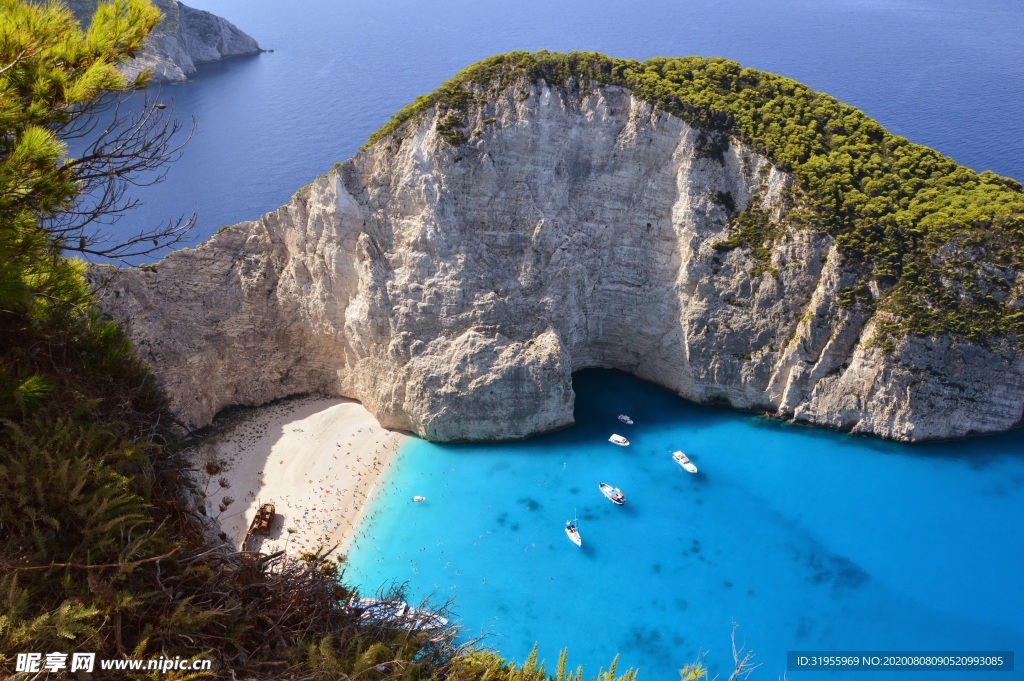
[345,370,1024,679]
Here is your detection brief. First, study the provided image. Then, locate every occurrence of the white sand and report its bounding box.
[188,395,403,558]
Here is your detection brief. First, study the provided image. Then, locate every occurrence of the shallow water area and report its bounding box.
[345,370,1024,679]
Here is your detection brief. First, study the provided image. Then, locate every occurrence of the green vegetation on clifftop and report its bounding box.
[367,51,1024,347]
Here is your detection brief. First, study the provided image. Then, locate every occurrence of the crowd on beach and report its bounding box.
[187,396,404,560]
[271,435,398,557]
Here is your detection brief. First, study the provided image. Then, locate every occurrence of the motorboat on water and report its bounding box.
[353,598,449,631]
[617,414,633,425]
[412,495,426,502]
[672,450,698,474]
[598,481,625,505]
[608,434,630,446]
[565,520,582,547]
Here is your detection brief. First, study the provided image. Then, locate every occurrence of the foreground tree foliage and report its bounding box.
[0,4,653,679]
[1,0,193,262]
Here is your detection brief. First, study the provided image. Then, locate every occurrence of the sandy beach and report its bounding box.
[187,395,404,558]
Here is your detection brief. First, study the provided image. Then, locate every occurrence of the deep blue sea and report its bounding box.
[95,0,1024,677]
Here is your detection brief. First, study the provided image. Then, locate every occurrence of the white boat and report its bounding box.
[565,519,582,547]
[412,495,426,502]
[354,598,449,631]
[672,450,698,474]
[598,481,625,505]
[617,414,633,425]
[608,434,630,446]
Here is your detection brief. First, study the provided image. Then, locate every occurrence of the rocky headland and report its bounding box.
[68,0,261,83]
[91,53,1024,442]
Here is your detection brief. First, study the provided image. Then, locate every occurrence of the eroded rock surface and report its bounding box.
[92,80,1024,441]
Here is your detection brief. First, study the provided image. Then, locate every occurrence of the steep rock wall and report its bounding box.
[125,1,261,83]
[92,81,1024,441]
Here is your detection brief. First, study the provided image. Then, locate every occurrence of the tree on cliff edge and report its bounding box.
[0,0,194,264]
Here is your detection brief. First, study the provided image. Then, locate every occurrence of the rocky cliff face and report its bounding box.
[69,0,261,83]
[91,79,1024,442]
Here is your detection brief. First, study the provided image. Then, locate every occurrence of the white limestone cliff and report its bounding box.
[91,80,1024,441]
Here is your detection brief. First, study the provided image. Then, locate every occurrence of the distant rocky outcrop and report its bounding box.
[91,54,1024,443]
[68,0,261,83]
